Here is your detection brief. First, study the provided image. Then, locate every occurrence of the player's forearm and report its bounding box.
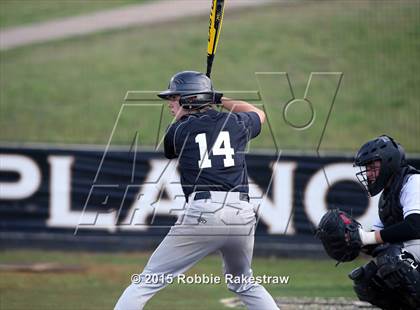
[359,214,420,246]
[221,97,266,123]
[379,214,420,243]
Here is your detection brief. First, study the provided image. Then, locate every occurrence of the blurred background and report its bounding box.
[0,0,419,309]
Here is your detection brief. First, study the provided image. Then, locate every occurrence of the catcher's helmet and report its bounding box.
[354,135,406,196]
[158,71,222,110]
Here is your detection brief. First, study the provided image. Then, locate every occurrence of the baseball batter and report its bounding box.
[351,135,420,309]
[114,71,279,310]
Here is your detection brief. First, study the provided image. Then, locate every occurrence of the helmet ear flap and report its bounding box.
[179,92,214,109]
[213,91,223,104]
[178,91,224,110]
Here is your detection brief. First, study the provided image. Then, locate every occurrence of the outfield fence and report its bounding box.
[1,145,419,256]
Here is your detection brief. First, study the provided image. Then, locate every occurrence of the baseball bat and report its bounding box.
[206,0,225,78]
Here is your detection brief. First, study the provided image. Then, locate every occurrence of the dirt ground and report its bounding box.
[220,297,380,309]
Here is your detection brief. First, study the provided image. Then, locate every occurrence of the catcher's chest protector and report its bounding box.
[379,165,420,228]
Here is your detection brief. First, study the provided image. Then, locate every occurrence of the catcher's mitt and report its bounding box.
[315,209,362,262]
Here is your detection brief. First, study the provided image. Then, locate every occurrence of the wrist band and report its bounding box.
[359,229,378,245]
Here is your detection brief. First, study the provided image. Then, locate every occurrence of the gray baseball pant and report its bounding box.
[403,239,420,261]
[114,191,279,310]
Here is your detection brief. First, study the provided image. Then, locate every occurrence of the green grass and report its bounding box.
[0,250,367,309]
[1,1,419,152]
[0,0,149,29]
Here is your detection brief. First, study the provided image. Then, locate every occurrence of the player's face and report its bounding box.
[366,160,381,183]
[166,95,187,120]
[167,95,181,115]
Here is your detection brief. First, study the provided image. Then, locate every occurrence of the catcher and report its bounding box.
[317,135,420,309]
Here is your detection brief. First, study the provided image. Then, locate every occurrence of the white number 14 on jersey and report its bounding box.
[195,131,235,168]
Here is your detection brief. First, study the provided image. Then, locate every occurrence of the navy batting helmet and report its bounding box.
[354,135,406,196]
[158,71,222,109]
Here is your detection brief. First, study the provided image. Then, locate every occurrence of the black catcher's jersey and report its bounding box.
[164,109,261,197]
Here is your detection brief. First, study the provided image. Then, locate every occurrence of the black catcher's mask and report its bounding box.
[158,71,223,110]
[354,135,406,196]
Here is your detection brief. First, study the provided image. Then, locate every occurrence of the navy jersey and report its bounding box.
[164,109,261,197]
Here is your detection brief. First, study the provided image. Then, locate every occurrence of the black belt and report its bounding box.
[190,191,249,202]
